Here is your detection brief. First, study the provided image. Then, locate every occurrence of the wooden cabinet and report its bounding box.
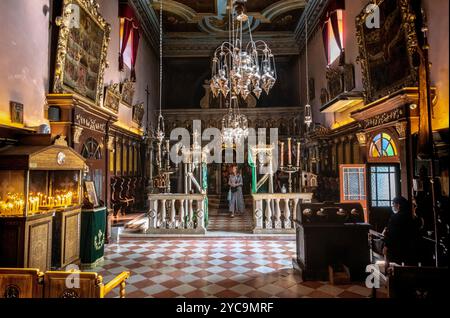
[0,213,53,271]
[52,208,81,269]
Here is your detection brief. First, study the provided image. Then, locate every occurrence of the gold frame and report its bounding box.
[103,83,121,113]
[356,0,418,102]
[132,102,145,126]
[120,80,136,108]
[53,0,111,106]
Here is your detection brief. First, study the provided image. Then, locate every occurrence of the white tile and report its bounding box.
[200,284,226,294]
[171,284,196,295]
[150,274,173,284]
[230,284,255,295]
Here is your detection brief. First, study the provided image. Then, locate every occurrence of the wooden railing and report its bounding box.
[147,194,207,234]
[252,193,313,234]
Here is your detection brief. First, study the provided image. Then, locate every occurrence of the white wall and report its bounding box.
[0,0,51,128]
[0,0,158,133]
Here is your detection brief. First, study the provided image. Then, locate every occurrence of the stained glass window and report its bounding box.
[369,133,398,158]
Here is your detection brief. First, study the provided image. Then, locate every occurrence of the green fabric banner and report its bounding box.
[80,207,107,267]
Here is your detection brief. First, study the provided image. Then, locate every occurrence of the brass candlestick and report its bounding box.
[280,165,300,193]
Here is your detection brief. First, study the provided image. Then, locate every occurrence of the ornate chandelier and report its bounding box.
[209,1,276,144]
[155,0,165,143]
[210,1,277,100]
[303,13,313,128]
[221,100,249,145]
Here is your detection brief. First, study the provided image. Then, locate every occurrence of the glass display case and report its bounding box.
[0,170,82,217]
[0,143,86,271]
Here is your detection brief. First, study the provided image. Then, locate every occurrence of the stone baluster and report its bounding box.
[274,198,282,229]
[253,199,263,232]
[169,199,176,229]
[187,199,194,229]
[292,198,300,223]
[160,199,167,228]
[148,199,158,229]
[179,199,185,228]
[196,198,205,231]
[284,198,292,229]
[265,198,273,229]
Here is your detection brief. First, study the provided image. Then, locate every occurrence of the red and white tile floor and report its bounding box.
[93,239,388,298]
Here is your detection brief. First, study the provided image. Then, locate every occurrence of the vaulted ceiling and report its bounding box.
[153,0,306,34]
[131,0,330,57]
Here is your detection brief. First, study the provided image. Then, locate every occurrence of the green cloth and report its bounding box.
[80,207,106,267]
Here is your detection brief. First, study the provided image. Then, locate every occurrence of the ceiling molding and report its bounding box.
[294,0,331,51]
[262,0,307,20]
[131,0,160,53]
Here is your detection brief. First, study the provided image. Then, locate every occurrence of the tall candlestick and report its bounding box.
[158,142,162,168]
[297,142,301,167]
[288,138,292,166]
[166,140,170,169]
[280,142,285,167]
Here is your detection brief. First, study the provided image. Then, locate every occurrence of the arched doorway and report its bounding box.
[367,132,401,232]
[81,137,104,203]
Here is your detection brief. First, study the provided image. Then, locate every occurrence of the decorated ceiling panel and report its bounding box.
[153,0,306,34]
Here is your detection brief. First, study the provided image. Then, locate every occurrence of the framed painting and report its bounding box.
[84,181,99,207]
[53,0,111,106]
[356,0,418,102]
[10,101,24,124]
[120,80,136,107]
[132,102,145,126]
[103,84,121,113]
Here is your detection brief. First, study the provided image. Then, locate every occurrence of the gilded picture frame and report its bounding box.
[84,181,99,207]
[53,0,111,106]
[120,80,136,107]
[132,102,145,126]
[356,0,418,102]
[103,83,121,113]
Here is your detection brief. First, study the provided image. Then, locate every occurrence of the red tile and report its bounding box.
[216,279,241,288]
[214,290,241,298]
[161,279,184,289]
[152,290,179,298]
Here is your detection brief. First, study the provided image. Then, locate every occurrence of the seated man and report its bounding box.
[383,196,421,266]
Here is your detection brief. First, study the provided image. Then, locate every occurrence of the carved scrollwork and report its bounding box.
[356,0,419,102]
[53,0,111,106]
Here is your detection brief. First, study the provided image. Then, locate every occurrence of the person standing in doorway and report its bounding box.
[229,165,245,218]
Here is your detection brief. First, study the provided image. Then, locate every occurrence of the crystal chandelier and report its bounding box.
[221,100,249,145]
[155,0,165,143]
[304,14,313,128]
[210,1,277,100]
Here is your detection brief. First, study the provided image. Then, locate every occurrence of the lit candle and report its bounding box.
[288,138,292,166]
[280,142,285,167]
[297,142,301,168]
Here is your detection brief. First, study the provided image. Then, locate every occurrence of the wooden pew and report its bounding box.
[0,268,44,298]
[43,270,130,298]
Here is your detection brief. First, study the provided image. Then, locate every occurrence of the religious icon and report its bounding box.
[10,101,24,124]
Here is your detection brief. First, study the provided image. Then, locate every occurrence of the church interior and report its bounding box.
[0,0,449,300]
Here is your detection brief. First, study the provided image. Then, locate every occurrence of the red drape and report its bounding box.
[320,0,345,64]
[131,30,140,81]
[119,3,140,80]
[119,18,132,71]
[330,11,342,52]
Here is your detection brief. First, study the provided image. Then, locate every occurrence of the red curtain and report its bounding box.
[119,3,140,80]
[320,0,345,64]
[131,30,140,81]
[330,11,342,53]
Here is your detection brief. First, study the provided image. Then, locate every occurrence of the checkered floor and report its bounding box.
[93,239,387,298]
